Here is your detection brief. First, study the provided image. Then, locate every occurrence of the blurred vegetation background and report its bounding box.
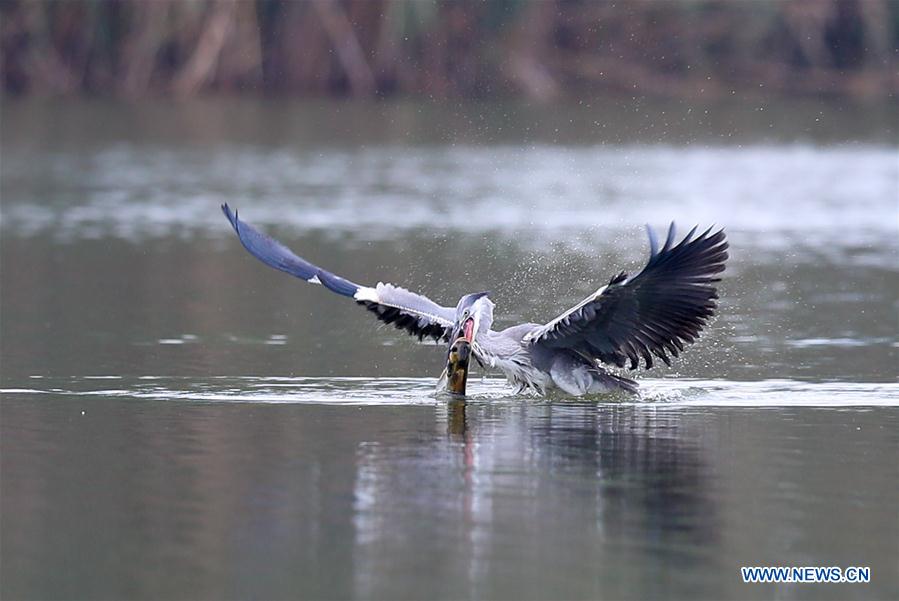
[2,0,897,100]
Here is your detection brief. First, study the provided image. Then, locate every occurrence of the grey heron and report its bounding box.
[221,204,728,395]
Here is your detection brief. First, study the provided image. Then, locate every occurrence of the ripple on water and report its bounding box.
[2,377,897,407]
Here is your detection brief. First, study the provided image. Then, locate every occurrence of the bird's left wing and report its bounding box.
[222,204,456,341]
[526,224,728,369]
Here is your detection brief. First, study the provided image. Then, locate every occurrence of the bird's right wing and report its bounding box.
[526,224,728,369]
[222,204,457,341]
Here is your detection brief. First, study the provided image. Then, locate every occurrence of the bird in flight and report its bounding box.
[222,204,728,395]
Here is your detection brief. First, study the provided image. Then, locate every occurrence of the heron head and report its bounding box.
[451,291,494,344]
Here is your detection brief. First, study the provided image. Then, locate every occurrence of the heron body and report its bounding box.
[221,204,728,396]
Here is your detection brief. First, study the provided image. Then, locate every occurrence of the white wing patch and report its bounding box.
[354,282,455,332]
[353,286,379,303]
[307,274,322,285]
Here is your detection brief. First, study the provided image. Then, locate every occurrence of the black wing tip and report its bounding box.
[221,203,239,232]
[609,271,628,285]
[602,222,729,371]
[646,223,659,257]
[645,222,729,270]
[648,222,727,240]
[646,221,677,256]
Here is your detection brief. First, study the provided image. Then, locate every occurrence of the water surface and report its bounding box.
[1,99,897,600]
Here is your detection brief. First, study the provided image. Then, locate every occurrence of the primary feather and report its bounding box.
[527,223,728,370]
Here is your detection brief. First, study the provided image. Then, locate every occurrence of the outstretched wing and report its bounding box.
[222,204,456,341]
[526,223,728,369]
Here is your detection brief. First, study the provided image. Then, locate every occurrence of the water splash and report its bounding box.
[3,376,896,407]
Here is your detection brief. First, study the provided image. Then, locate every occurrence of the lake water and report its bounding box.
[1,98,897,600]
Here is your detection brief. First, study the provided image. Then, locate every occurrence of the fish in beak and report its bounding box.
[444,336,472,396]
[443,314,478,395]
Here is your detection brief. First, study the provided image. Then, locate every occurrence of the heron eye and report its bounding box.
[462,309,469,318]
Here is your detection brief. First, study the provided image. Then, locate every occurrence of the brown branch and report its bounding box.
[119,2,170,97]
[173,0,236,96]
[312,0,375,96]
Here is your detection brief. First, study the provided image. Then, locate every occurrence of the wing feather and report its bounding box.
[222,204,456,341]
[528,223,728,370]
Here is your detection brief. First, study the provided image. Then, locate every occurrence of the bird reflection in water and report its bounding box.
[351,400,719,598]
[446,398,469,439]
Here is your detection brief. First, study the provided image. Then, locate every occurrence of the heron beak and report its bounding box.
[462,317,475,342]
[444,315,475,396]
